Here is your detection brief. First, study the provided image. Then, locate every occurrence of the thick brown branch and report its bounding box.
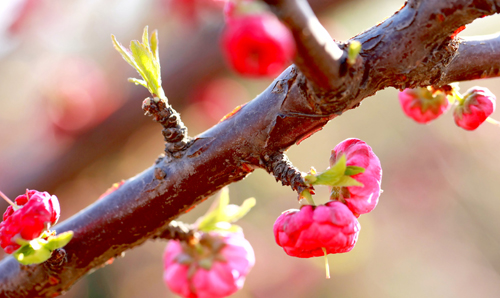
[0,66,329,297]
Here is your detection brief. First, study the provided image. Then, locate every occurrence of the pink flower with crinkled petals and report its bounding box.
[399,87,450,124]
[0,190,60,254]
[454,87,496,130]
[163,232,255,298]
[273,201,360,258]
[330,138,382,215]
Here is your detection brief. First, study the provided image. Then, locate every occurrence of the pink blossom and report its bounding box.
[273,201,360,258]
[163,232,255,298]
[454,87,496,130]
[221,13,295,77]
[330,138,382,215]
[398,87,450,124]
[0,190,60,254]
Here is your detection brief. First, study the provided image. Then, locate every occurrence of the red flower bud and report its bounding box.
[0,190,60,254]
[454,87,496,130]
[330,138,382,215]
[273,202,360,258]
[398,87,450,124]
[221,13,295,77]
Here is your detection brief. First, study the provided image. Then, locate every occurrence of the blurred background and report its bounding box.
[1,0,500,297]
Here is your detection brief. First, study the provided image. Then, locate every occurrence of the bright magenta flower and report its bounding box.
[454,87,496,130]
[273,201,360,258]
[398,87,450,124]
[0,190,60,254]
[330,138,382,215]
[221,13,295,77]
[163,232,255,298]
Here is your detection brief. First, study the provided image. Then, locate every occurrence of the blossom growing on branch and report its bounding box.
[163,232,255,298]
[454,87,496,130]
[221,13,295,77]
[0,190,60,254]
[273,201,360,258]
[398,87,451,124]
[330,138,382,215]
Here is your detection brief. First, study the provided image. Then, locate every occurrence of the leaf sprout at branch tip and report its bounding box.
[347,41,362,65]
[111,26,167,101]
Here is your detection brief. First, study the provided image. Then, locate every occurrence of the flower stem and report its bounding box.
[322,247,330,279]
[0,190,15,207]
[486,117,500,127]
[300,189,316,206]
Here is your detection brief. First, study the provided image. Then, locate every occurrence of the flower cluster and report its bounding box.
[162,189,256,297]
[0,190,60,254]
[164,232,255,298]
[274,138,382,266]
[398,85,497,130]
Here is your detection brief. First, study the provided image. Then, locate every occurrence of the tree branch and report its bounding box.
[2,0,500,296]
[440,33,500,84]
[263,0,346,92]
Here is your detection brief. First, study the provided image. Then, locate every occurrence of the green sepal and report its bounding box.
[304,155,364,187]
[13,241,51,265]
[334,175,364,187]
[198,258,213,270]
[345,166,365,176]
[12,231,74,265]
[196,188,256,233]
[44,231,74,251]
[304,155,347,185]
[112,26,166,100]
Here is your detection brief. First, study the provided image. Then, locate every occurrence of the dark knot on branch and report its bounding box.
[142,97,192,158]
[261,152,311,195]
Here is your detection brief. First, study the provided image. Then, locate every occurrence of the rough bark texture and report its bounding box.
[2,0,500,296]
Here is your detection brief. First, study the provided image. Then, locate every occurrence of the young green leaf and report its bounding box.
[150,30,159,62]
[347,40,362,65]
[112,26,166,100]
[196,188,256,233]
[128,78,149,89]
[305,155,347,186]
[304,155,365,187]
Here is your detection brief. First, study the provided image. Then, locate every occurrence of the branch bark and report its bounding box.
[1,0,500,296]
[441,33,500,83]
